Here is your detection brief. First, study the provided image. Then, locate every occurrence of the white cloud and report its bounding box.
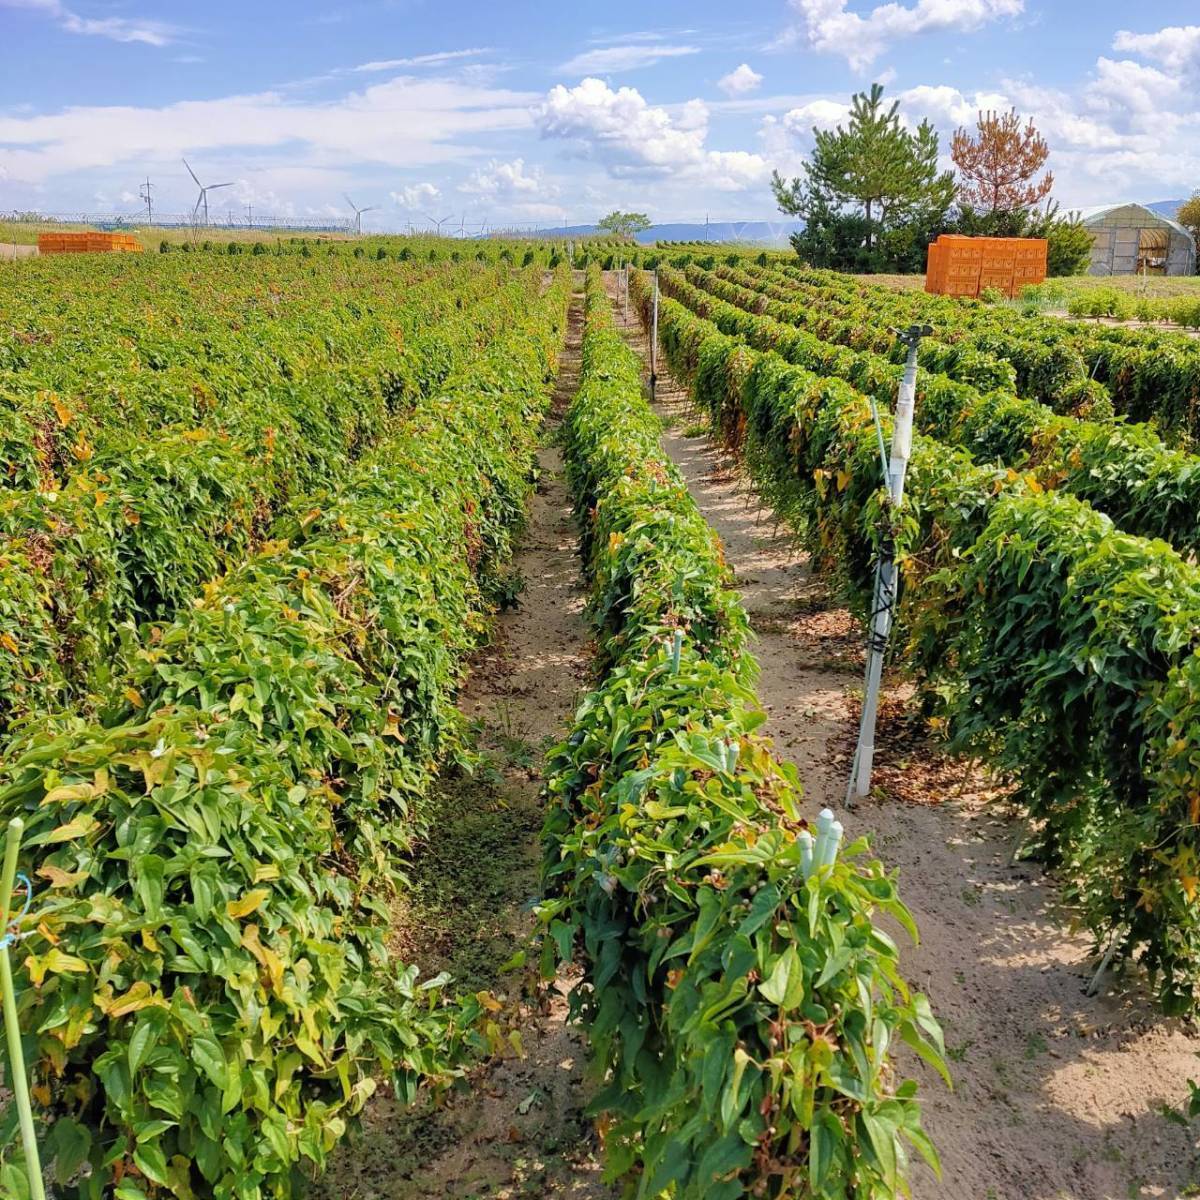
[759,98,850,175]
[1112,25,1200,76]
[459,156,552,199]
[351,48,493,73]
[1087,57,1182,116]
[391,182,441,209]
[558,43,700,75]
[718,64,764,97]
[886,42,1200,206]
[535,77,769,192]
[0,76,539,186]
[779,0,1024,71]
[1,0,178,46]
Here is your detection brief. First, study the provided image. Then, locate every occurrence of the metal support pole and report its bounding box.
[847,324,931,805]
[0,818,44,1200]
[624,265,629,326]
[650,269,659,401]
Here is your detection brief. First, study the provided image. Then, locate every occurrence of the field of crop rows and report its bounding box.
[632,259,1200,1019]
[2,241,1199,1200]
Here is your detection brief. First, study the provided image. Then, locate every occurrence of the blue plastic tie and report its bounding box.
[0,873,33,950]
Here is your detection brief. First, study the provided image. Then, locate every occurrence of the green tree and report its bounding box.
[771,83,955,270]
[950,201,1094,276]
[597,210,652,239]
[1178,192,1200,260]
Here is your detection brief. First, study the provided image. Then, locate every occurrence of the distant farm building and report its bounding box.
[1080,203,1196,277]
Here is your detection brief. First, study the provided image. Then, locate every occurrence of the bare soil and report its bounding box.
[604,271,1200,1200]
[314,287,615,1200]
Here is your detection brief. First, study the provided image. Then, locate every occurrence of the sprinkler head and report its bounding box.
[896,322,933,347]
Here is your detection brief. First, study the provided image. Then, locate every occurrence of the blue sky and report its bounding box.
[1,1,1197,231]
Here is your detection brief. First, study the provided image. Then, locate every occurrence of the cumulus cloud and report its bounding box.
[2,0,179,46]
[755,46,1200,206]
[558,42,700,75]
[535,77,769,191]
[459,156,553,200]
[887,36,1200,205]
[779,0,1024,71]
[759,98,850,175]
[1112,25,1200,76]
[718,64,764,97]
[391,182,441,209]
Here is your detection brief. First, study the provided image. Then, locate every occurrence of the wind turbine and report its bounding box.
[183,159,233,226]
[344,194,379,236]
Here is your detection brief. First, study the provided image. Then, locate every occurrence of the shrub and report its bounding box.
[541,268,945,1199]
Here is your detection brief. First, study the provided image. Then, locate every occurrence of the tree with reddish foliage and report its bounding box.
[952,109,1054,215]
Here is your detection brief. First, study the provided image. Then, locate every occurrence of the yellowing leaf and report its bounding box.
[475,990,503,1013]
[44,814,100,843]
[51,395,72,427]
[226,889,269,920]
[124,687,144,708]
[37,864,88,889]
[41,783,94,806]
[25,947,89,985]
[0,632,17,654]
[104,980,166,1017]
[44,948,88,974]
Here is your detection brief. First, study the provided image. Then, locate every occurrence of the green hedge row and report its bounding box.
[0,266,572,1199]
[765,263,1200,447]
[662,265,1200,557]
[539,267,946,1200]
[711,263,1103,414]
[630,267,1200,1017]
[0,256,469,490]
[0,263,517,736]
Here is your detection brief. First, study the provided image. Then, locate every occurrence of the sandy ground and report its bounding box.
[604,272,1200,1200]
[315,286,614,1200]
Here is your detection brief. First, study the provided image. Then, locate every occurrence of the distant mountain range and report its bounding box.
[1145,199,1187,220]
[531,203,1189,246]
[529,220,804,245]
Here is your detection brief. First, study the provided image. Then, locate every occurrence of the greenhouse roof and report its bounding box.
[1078,202,1192,241]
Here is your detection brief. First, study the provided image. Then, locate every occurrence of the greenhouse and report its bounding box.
[1081,202,1196,276]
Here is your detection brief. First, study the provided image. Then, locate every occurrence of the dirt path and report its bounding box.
[605,272,1200,1200]
[315,288,614,1200]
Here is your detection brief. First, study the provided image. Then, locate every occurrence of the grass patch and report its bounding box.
[396,762,542,994]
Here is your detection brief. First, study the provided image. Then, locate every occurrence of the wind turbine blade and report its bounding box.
[344,194,358,212]
[208,182,234,191]
[361,206,380,214]
[182,158,201,187]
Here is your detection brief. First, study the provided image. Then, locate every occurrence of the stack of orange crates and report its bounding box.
[38,231,144,255]
[924,235,1046,298]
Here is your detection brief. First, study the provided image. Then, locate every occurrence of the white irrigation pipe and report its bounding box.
[0,819,45,1200]
[847,324,931,805]
[800,808,844,881]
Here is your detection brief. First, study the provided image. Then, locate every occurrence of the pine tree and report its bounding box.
[772,83,955,260]
[952,109,1053,215]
